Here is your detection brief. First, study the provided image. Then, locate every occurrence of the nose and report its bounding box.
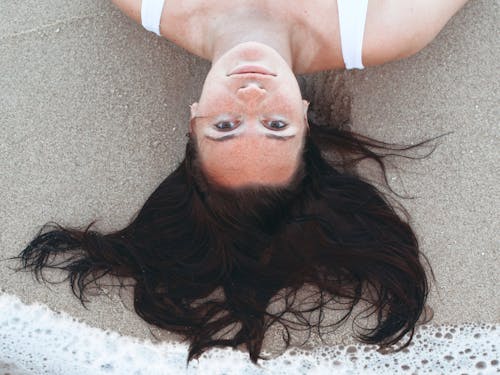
[236,82,266,102]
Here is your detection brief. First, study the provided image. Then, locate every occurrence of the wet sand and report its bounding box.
[0,0,498,364]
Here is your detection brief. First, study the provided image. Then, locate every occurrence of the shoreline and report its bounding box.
[1,292,498,374]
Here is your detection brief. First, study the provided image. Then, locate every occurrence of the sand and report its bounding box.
[0,0,498,361]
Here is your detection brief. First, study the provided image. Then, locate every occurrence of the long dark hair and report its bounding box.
[9,102,442,366]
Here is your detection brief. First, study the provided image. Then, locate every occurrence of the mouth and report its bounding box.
[228,65,277,76]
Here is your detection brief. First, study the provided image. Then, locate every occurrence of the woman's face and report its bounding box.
[190,42,309,189]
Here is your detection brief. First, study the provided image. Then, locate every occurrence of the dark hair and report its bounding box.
[10,110,442,366]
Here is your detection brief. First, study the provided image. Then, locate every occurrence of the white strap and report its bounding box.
[141,0,166,36]
[337,0,368,70]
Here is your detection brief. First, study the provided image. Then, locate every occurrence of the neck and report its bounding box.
[207,9,294,69]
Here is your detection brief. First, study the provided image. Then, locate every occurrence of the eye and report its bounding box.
[266,120,289,130]
[214,120,240,131]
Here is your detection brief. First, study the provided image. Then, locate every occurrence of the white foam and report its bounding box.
[0,292,498,374]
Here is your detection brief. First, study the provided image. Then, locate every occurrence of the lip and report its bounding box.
[228,65,276,76]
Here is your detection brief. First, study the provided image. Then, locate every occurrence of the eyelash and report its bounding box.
[214,119,289,131]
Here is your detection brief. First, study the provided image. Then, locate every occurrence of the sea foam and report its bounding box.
[0,292,498,375]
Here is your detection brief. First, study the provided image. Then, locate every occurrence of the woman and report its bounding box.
[12,0,468,366]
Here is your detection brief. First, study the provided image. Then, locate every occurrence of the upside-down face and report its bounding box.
[190,42,309,188]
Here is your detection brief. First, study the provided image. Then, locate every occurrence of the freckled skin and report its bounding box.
[198,134,302,188]
[190,42,309,188]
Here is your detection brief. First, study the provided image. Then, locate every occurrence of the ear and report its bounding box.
[190,102,199,119]
[189,102,199,134]
[302,100,310,116]
[302,100,310,127]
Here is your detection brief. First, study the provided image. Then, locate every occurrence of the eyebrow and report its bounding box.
[204,134,296,142]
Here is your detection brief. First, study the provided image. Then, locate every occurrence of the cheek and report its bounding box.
[284,87,304,108]
[199,85,234,112]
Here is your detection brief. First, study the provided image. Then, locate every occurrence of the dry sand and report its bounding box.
[0,0,498,357]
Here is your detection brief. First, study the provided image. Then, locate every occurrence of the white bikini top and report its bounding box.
[141,0,368,70]
[337,0,368,69]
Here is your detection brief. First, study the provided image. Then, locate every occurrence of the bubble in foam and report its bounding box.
[475,361,486,369]
[0,292,499,375]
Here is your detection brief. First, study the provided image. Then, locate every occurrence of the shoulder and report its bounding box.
[110,0,209,58]
[294,0,468,73]
[362,0,470,66]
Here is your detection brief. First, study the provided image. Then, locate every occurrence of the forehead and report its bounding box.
[197,134,303,188]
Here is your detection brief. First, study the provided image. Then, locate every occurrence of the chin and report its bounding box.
[228,41,280,62]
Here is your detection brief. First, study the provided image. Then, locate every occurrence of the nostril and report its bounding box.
[238,84,265,92]
[241,82,264,88]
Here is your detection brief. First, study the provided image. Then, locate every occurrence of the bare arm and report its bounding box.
[110,0,141,25]
[109,0,208,58]
[363,0,470,66]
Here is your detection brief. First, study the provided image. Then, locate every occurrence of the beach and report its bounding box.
[0,0,498,373]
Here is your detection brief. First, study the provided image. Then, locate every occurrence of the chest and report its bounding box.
[177,0,329,19]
